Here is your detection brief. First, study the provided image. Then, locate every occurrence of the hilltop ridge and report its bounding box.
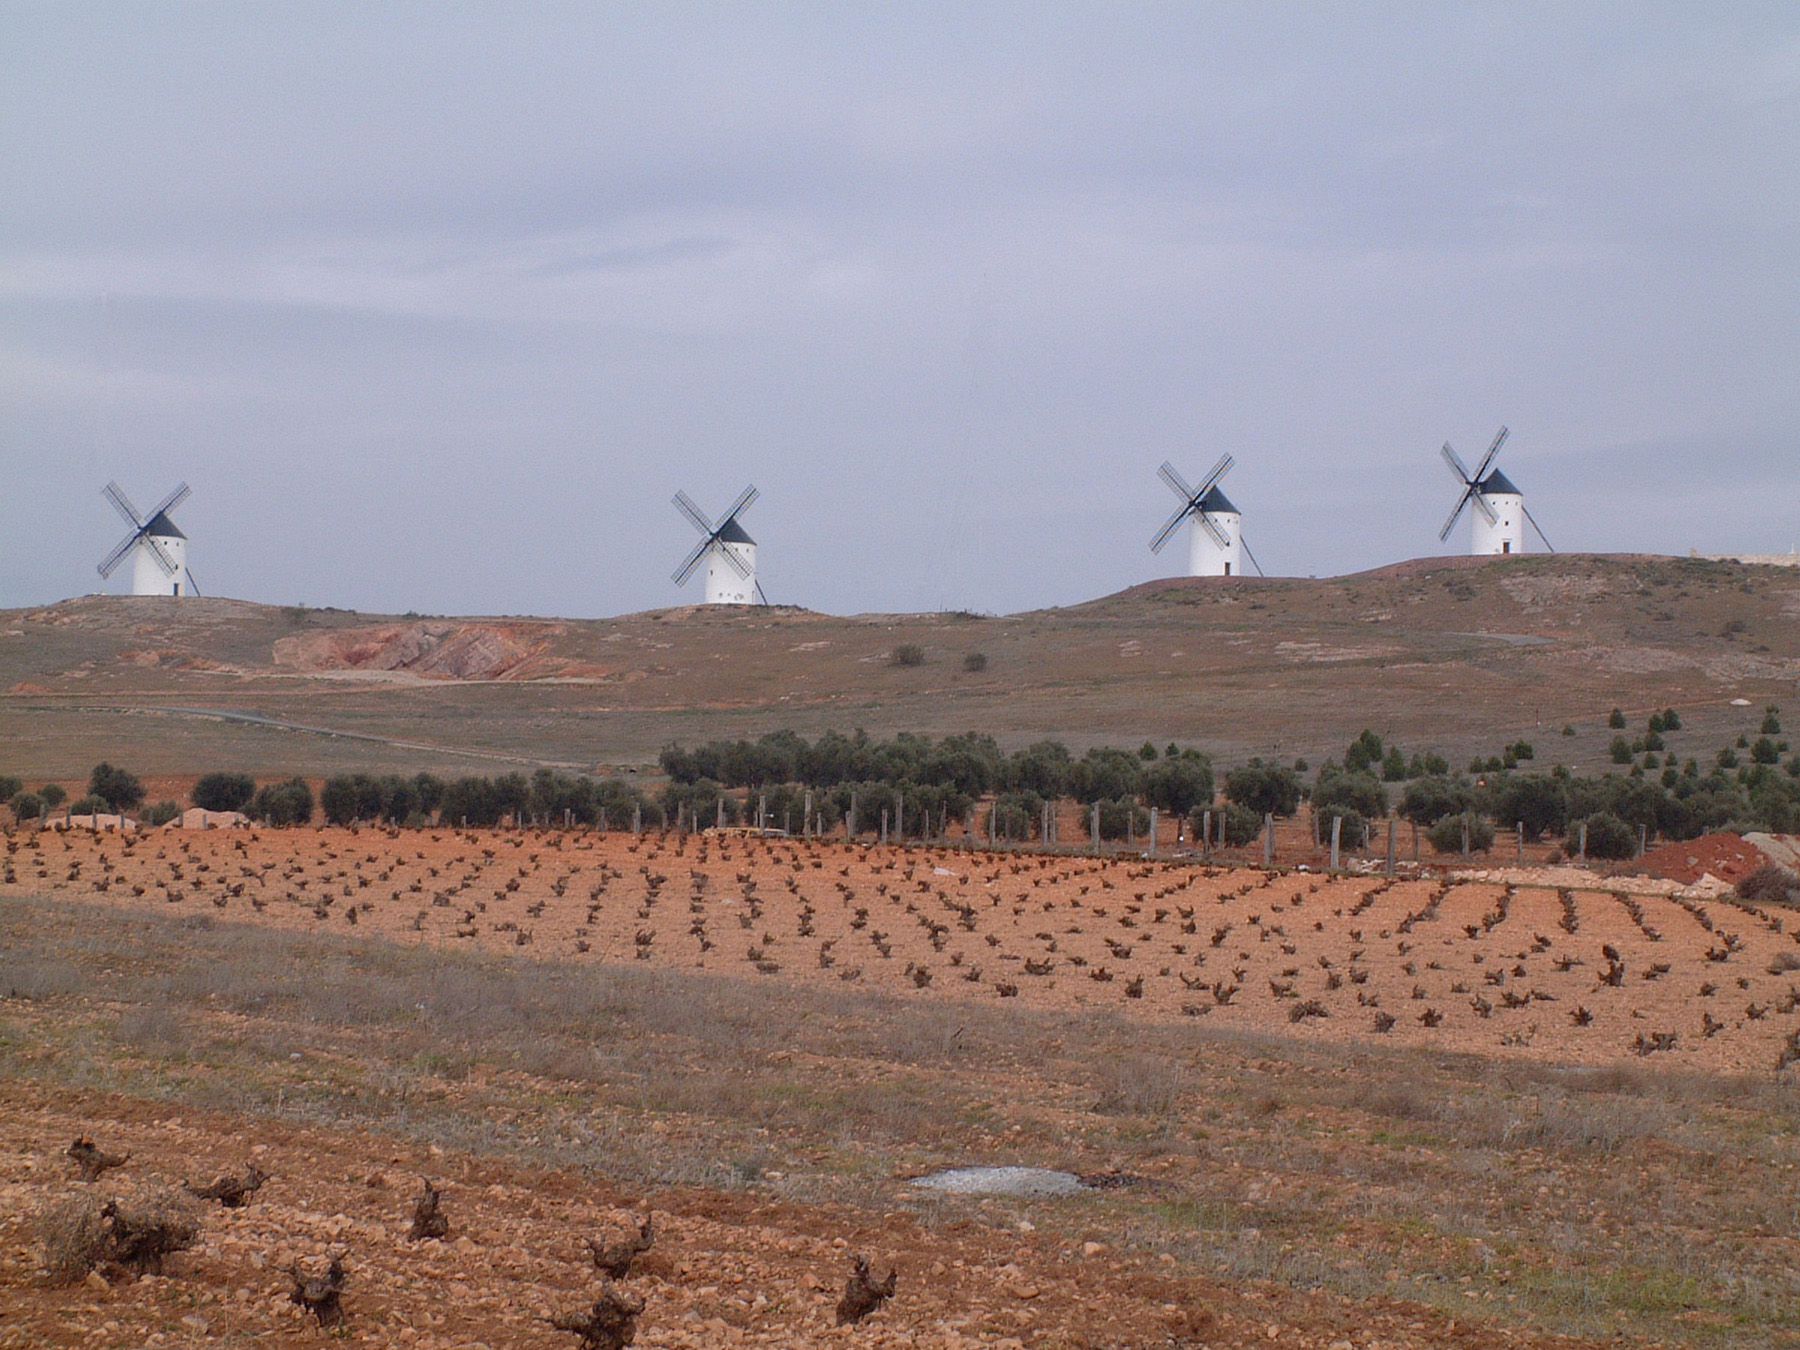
[2,553,1795,779]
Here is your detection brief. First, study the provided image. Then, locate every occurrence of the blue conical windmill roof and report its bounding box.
[1477,469,1521,497]
[1197,485,1239,515]
[143,510,186,539]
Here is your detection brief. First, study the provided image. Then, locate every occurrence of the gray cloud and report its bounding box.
[3,3,1797,617]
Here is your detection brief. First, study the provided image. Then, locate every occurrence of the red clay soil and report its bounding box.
[0,1084,1610,1350]
[1633,833,1769,885]
[8,825,1800,1074]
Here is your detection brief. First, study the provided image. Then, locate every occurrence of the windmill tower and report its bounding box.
[1150,455,1262,577]
[97,481,199,596]
[1438,427,1553,555]
[672,485,762,605]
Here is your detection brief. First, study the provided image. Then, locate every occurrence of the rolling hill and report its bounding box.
[2,553,1795,782]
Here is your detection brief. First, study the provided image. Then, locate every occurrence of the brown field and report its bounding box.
[5,827,1800,1347]
[3,553,1798,782]
[6,553,1800,1347]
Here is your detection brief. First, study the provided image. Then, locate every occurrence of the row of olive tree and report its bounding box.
[659,730,1216,815]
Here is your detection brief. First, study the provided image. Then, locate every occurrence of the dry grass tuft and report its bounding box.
[1739,863,1800,906]
[37,1186,201,1282]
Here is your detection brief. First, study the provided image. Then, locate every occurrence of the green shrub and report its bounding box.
[987,791,1044,841]
[1068,747,1143,803]
[10,791,43,820]
[249,778,313,826]
[1316,807,1366,848]
[87,763,144,813]
[1224,761,1301,817]
[1141,752,1214,816]
[1343,730,1386,776]
[961,652,987,673]
[0,775,20,803]
[1660,709,1682,731]
[1191,801,1264,847]
[1400,774,1475,826]
[321,774,382,826]
[38,784,66,809]
[1764,707,1783,735]
[1092,797,1149,841]
[890,644,926,667]
[191,772,255,813]
[661,779,740,829]
[1575,812,1638,860]
[1312,768,1387,820]
[142,800,183,827]
[1608,708,1626,729]
[1609,736,1634,765]
[1427,812,1495,854]
[1485,773,1569,840]
[68,796,109,817]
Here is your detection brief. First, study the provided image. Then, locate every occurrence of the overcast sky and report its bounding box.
[3,3,1797,618]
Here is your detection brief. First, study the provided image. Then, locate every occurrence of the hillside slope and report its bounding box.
[2,554,1795,778]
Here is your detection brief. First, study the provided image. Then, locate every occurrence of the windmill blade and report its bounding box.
[1440,443,1474,486]
[183,569,202,596]
[718,483,759,526]
[1471,489,1499,526]
[1192,453,1234,501]
[147,481,191,521]
[1469,426,1509,483]
[103,481,144,527]
[142,534,180,575]
[1149,504,1190,554]
[753,580,770,606]
[672,537,711,586]
[97,532,140,579]
[1240,537,1267,577]
[1199,509,1230,548]
[1522,504,1556,552]
[1157,460,1194,501]
[1438,488,1475,542]
[672,490,713,536]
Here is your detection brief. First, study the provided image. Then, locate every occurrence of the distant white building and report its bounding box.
[1468,469,1524,556]
[704,517,758,604]
[1186,485,1244,576]
[98,481,198,596]
[1437,429,1552,555]
[673,485,763,605]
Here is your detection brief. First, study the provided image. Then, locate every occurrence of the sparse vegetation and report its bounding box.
[1426,812,1494,854]
[141,800,183,827]
[961,651,987,672]
[249,778,314,826]
[191,772,256,813]
[1738,863,1800,906]
[87,763,144,814]
[889,643,925,667]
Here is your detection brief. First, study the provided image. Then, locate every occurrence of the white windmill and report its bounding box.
[672,485,763,605]
[1150,455,1263,577]
[1438,427,1554,555]
[97,481,199,596]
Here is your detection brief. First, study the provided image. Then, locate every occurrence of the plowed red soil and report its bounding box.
[1634,832,1772,885]
[0,1084,1602,1350]
[6,825,1797,1074]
